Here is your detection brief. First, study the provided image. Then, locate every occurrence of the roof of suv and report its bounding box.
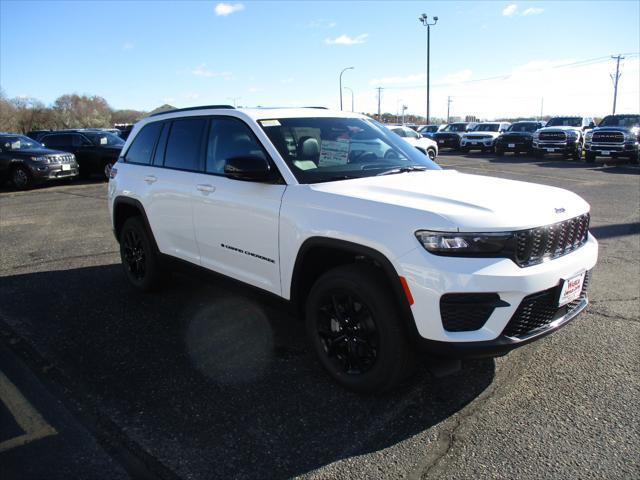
[148,106,365,122]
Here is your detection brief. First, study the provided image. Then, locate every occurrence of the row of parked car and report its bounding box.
[411,114,639,163]
[0,127,128,189]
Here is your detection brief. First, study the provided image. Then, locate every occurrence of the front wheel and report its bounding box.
[12,165,32,190]
[305,264,415,393]
[119,217,164,292]
[427,148,436,161]
[585,152,596,163]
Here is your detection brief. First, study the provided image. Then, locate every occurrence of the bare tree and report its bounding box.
[52,94,112,128]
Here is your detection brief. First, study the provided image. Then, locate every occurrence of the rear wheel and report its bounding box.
[495,146,504,156]
[585,152,596,163]
[119,216,164,292]
[305,264,415,393]
[103,161,114,181]
[11,165,32,190]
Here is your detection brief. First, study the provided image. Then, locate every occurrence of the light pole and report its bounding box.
[419,13,438,124]
[339,67,354,110]
[343,87,354,112]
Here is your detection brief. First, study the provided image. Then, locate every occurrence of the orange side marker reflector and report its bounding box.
[399,276,414,305]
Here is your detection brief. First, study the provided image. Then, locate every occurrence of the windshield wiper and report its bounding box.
[376,165,428,176]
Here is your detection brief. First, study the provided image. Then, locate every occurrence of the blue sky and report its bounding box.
[1,1,638,119]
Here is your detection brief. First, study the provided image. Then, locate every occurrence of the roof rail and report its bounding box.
[304,106,329,109]
[149,105,235,117]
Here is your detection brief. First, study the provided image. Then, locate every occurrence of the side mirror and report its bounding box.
[224,155,273,181]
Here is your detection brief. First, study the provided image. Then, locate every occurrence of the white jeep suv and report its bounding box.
[108,106,598,392]
[460,122,511,153]
[386,125,439,161]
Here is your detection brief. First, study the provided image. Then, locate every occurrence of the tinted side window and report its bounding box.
[125,122,163,165]
[206,117,267,174]
[164,118,207,171]
[405,128,419,138]
[153,122,169,166]
[71,134,89,148]
[42,134,65,148]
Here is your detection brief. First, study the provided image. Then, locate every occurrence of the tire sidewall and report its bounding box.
[119,217,161,291]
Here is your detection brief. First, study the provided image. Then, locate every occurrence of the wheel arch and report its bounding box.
[112,196,159,253]
[290,237,418,339]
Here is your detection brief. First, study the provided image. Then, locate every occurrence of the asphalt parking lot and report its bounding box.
[0,152,638,479]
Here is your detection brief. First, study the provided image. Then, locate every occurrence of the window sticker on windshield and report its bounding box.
[293,160,318,170]
[318,139,350,167]
[100,137,108,145]
[259,119,281,127]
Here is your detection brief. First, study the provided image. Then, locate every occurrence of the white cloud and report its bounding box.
[214,3,244,16]
[191,64,232,78]
[325,33,368,45]
[522,7,544,16]
[502,4,518,16]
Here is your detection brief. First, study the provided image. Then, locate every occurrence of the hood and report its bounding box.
[463,131,501,138]
[538,126,581,133]
[310,170,589,232]
[592,125,638,134]
[6,148,70,157]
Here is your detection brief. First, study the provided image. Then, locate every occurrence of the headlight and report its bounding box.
[415,230,512,255]
[585,131,593,141]
[533,131,540,140]
[625,130,639,141]
[30,156,50,163]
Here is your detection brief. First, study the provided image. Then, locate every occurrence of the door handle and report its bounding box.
[144,175,157,184]
[196,184,215,193]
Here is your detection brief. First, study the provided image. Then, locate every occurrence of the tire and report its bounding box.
[427,148,436,161]
[585,152,596,163]
[534,149,544,159]
[119,216,164,292]
[572,146,582,162]
[11,165,32,190]
[630,151,639,164]
[305,264,415,393]
[495,146,504,156]
[459,146,469,153]
[103,161,114,181]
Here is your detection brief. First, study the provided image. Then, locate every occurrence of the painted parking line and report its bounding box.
[0,370,57,453]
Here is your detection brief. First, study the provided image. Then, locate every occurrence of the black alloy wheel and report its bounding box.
[122,228,146,281]
[316,291,379,376]
[12,165,32,190]
[305,264,415,392]
[119,216,163,291]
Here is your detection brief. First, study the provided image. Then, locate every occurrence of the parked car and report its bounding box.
[108,106,597,393]
[417,124,443,139]
[432,122,478,150]
[26,130,54,142]
[41,129,124,180]
[0,133,78,189]
[584,114,639,164]
[495,121,546,156]
[460,122,511,153]
[115,124,134,140]
[532,116,596,160]
[387,125,438,160]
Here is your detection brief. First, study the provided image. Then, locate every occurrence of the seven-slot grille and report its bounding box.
[51,154,74,164]
[539,131,567,141]
[514,213,590,267]
[502,270,590,339]
[592,131,624,144]
[466,134,491,140]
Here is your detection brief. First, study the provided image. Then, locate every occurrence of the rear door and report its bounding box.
[191,116,286,294]
[144,117,205,265]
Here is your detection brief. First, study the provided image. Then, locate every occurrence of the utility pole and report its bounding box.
[446,96,452,123]
[339,67,354,111]
[419,14,438,125]
[402,105,408,125]
[376,87,383,121]
[611,55,624,114]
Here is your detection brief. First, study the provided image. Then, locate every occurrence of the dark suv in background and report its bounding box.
[495,121,546,156]
[0,133,79,189]
[584,114,639,164]
[41,129,124,180]
[433,122,478,150]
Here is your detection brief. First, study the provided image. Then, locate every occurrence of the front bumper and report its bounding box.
[585,141,638,157]
[533,141,580,154]
[396,233,598,354]
[496,139,532,152]
[460,138,494,149]
[435,136,461,149]
[28,162,79,181]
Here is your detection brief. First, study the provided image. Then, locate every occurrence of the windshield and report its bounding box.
[474,124,500,132]
[546,117,582,127]
[598,115,640,128]
[83,131,125,146]
[443,123,467,132]
[508,123,539,133]
[259,117,440,184]
[0,135,44,151]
